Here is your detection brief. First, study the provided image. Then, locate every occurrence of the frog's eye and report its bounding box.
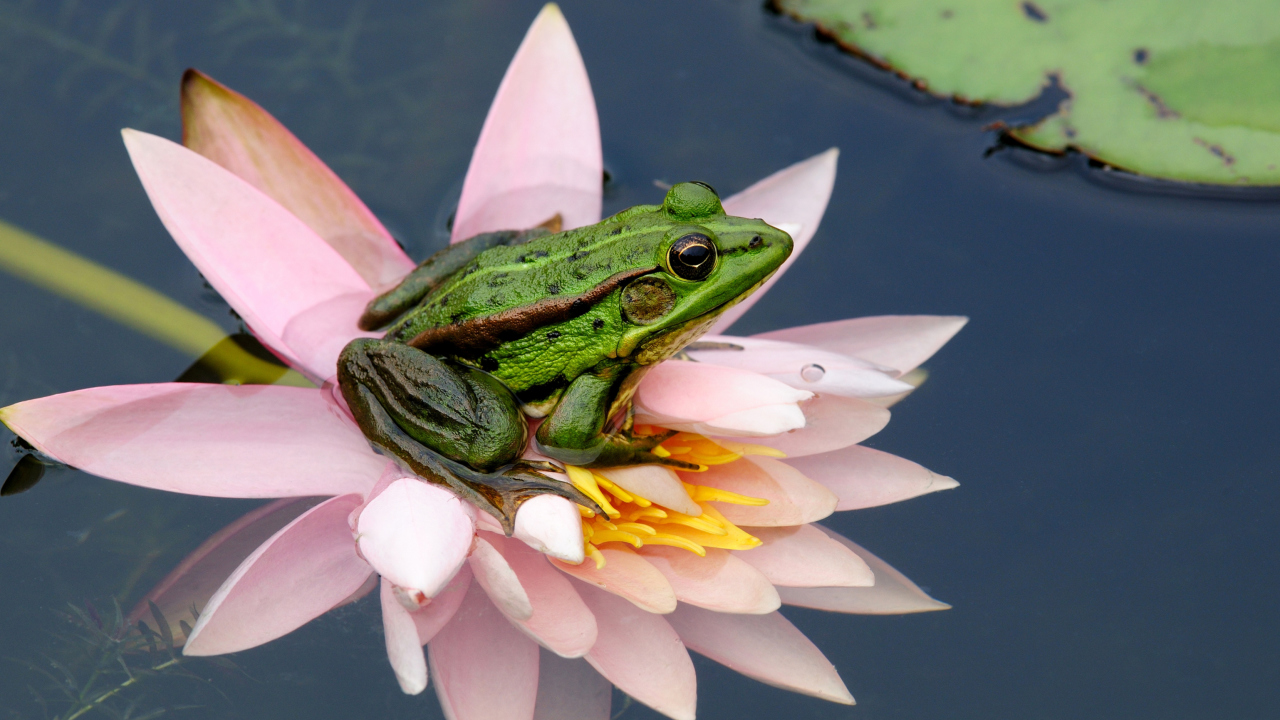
[668,233,717,281]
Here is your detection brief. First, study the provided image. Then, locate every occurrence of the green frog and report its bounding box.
[338,182,792,532]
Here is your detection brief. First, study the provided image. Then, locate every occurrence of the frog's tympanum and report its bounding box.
[338,182,793,531]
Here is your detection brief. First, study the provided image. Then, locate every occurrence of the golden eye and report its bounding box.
[667,233,717,281]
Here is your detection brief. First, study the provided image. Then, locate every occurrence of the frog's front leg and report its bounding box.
[337,338,600,533]
[534,364,700,470]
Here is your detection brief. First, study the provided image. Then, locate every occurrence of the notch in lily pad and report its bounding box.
[663,181,725,220]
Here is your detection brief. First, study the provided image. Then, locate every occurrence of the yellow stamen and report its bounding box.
[615,522,657,537]
[624,507,669,522]
[585,543,606,569]
[659,510,727,535]
[654,506,762,551]
[566,449,769,567]
[589,526,643,548]
[592,474,636,504]
[567,466,620,518]
[684,483,771,507]
[644,533,707,556]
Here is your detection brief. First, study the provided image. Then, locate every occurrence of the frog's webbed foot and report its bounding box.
[433,454,601,535]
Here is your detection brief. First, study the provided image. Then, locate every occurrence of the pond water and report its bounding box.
[2,1,1278,718]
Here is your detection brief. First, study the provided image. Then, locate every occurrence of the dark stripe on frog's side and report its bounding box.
[400,266,653,359]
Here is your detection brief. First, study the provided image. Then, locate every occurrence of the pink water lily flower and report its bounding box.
[0,5,965,718]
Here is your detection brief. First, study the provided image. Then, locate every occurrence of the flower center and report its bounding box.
[567,431,781,568]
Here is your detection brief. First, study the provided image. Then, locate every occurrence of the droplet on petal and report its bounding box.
[800,363,826,382]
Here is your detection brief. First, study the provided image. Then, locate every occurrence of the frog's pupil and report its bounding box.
[680,245,710,266]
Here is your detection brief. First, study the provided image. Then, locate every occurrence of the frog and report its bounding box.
[337,182,793,532]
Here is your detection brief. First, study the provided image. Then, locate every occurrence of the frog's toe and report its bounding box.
[454,462,601,535]
[639,453,703,472]
[630,428,679,451]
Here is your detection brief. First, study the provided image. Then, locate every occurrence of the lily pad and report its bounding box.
[774,0,1280,185]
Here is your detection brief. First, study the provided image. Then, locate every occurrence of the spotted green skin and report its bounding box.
[338,183,792,529]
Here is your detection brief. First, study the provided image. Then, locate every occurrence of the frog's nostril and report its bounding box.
[749,235,763,249]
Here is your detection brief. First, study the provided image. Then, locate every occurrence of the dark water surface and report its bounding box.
[2,1,1278,718]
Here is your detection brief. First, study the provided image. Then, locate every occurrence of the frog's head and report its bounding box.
[616,182,793,363]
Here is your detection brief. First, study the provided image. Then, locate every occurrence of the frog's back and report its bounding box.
[385,207,665,398]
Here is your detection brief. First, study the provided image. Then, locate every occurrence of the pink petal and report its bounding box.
[595,465,701,516]
[452,4,601,242]
[515,494,586,563]
[687,335,914,397]
[756,315,968,375]
[122,129,371,380]
[469,535,534,621]
[356,478,475,597]
[636,360,811,425]
[410,564,473,644]
[637,546,780,614]
[180,70,413,288]
[777,526,951,614]
[131,497,323,645]
[381,577,428,694]
[576,581,697,720]
[279,292,379,382]
[486,532,598,658]
[734,525,872,587]
[687,456,837,527]
[553,546,677,614]
[727,394,890,457]
[712,149,839,333]
[666,604,853,705]
[428,579,540,720]
[534,650,612,720]
[668,403,808,438]
[786,445,958,511]
[184,494,372,655]
[0,384,383,498]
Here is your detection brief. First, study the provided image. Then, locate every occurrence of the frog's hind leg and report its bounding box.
[338,338,600,533]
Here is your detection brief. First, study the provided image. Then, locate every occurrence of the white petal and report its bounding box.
[380,577,427,694]
[514,494,586,563]
[646,403,809,438]
[356,478,474,597]
[593,465,700,516]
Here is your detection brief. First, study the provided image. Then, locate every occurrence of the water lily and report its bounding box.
[0,5,964,718]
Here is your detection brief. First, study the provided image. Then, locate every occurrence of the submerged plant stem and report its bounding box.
[61,657,180,720]
[0,218,309,385]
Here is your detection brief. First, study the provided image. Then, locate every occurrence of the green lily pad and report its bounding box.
[774,0,1280,185]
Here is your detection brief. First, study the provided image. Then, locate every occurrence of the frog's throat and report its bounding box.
[403,266,655,359]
